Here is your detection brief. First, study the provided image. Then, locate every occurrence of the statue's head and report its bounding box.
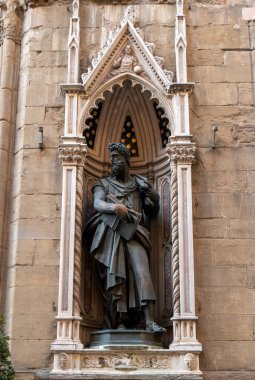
[108,142,130,176]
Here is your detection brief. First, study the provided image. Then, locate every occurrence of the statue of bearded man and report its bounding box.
[85,143,165,332]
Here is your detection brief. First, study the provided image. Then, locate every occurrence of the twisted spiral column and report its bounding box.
[170,160,180,315]
[73,165,84,316]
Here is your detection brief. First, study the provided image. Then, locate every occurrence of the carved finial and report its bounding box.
[72,0,79,18]
[177,0,183,15]
[120,5,139,26]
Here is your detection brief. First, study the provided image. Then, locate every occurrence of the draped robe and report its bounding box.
[85,175,158,318]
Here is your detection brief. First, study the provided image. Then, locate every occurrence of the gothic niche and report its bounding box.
[80,80,173,347]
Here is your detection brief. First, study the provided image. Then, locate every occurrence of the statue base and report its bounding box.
[90,329,163,348]
[50,331,202,379]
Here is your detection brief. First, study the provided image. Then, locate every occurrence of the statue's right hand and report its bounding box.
[114,204,129,218]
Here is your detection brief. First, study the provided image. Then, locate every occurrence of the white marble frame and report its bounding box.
[50,0,202,374]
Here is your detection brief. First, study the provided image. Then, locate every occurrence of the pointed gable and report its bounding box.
[81,8,173,95]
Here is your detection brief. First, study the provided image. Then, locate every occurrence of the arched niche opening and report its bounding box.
[80,79,173,347]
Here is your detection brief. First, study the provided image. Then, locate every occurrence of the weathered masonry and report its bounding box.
[0,0,254,379]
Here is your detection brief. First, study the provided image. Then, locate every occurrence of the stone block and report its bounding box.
[1,58,16,91]
[0,88,13,121]
[189,25,250,50]
[211,238,255,266]
[200,341,255,371]
[25,83,63,107]
[17,124,62,150]
[26,28,53,52]
[15,372,35,380]
[187,4,243,25]
[203,371,255,380]
[187,49,224,66]
[24,106,45,125]
[15,239,60,267]
[195,265,246,287]
[238,83,254,105]
[193,219,229,239]
[192,168,247,193]
[12,286,58,315]
[12,313,56,340]
[24,5,69,30]
[195,193,255,220]
[28,67,67,84]
[17,219,60,241]
[224,50,251,66]
[16,194,61,220]
[0,120,11,151]
[81,4,111,28]
[197,315,253,341]
[194,239,213,267]
[190,105,240,118]
[139,4,176,26]
[0,149,9,182]
[52,28,69,51]
[15,266,58,287]
[198,147,255,171]
[193,194,225,219]
[193,83,238,106]
[188,66,251,83]
[9,151,23,198]
[247,171,255,192]
[232,123,255,146]
[44,106,65,125]
[196,287,255,315]
[19,149,62,194]
[11,338,53,368]
[227,219,255,239]
[246,266,255,288]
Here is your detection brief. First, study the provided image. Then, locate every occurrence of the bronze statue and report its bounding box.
[85,143,165,332]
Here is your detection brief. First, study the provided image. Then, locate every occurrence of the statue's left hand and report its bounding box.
[144,197,154,208]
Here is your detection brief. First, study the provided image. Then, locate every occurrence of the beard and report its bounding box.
[111,159,126,177]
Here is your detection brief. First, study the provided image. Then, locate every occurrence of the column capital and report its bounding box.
[58,137,87,166]
[167,136,196,165]
[0,1,22,45]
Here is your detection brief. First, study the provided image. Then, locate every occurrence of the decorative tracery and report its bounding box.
[120,115,139,157]
[153,102,171,148]
[83,102,103,149]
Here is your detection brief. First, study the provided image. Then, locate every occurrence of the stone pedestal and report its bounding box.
[50,347,203,379]
[90,329,163,348]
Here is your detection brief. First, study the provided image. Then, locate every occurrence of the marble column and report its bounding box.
[0,0,22,312]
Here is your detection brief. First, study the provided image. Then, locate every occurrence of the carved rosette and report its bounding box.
[184,353,197,371]
[58,143,87,166]
[58,353,70,370]
[167,143,196,165]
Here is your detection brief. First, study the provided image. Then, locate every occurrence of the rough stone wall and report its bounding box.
[187,2,255,379]
[4,1,177,375]
[2,0,255,378]
[5,3,68,372]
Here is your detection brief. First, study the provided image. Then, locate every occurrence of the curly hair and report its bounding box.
[108,142,130,166]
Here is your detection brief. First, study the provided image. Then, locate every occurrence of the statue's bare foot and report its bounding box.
[146,322,166,332]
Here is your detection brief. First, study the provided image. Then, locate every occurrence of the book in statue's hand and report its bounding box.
[101,209,141,241]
